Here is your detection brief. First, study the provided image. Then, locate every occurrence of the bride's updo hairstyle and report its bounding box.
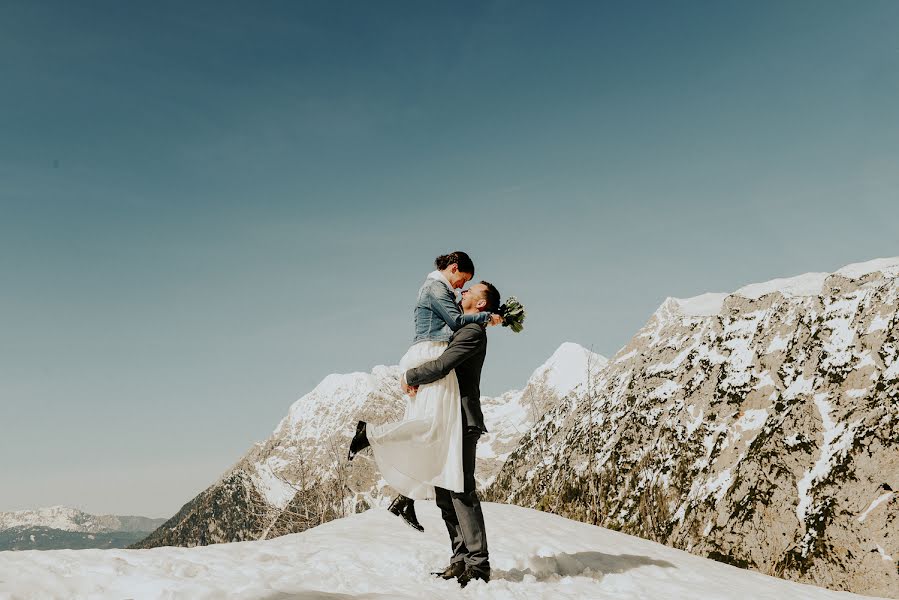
[435,251,475,276]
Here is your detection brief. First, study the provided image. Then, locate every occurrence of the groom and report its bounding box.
[401,280,500,588]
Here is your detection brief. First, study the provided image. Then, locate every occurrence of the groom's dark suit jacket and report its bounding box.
[406,322,491,572]
[404,323,488,434]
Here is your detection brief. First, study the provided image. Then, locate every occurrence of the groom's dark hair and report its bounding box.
[480,281,501,313]
[435,251,475,275]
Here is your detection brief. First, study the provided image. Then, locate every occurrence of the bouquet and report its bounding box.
[498,296,525,333]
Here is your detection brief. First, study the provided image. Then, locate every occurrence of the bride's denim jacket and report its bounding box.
[413,274,491,343]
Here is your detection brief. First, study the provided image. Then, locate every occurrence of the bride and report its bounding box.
[347,251,500,530]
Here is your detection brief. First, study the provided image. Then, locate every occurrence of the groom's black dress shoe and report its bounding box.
[388,495,424,532]
[347,421,369,461]
[431,562,465,580]
[457,567,490,588]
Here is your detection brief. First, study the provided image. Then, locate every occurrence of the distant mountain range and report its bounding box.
[0,507,166,551]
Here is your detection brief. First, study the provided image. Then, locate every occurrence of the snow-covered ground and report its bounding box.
[0,503,882,600]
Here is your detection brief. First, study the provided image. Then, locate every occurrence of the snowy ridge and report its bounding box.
[525,342,608,398]
[672,256,899,316]
[0,502,883,600]
[252,365,403,509]
[280,366,398,435]
[837,257,899,279]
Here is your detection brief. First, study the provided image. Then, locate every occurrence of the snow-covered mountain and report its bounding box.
[0,507,165,551]
[477,343,607,487]
[0,507,162,534]
[0,502,884,600]
[487,257,899,599]
[133,365,407,547]
[134,344,605,548]
[518,342,609,419]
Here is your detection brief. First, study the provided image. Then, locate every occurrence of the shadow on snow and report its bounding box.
[492,550,676,583]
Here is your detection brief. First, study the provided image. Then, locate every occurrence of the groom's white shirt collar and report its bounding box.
[428,270,456,295]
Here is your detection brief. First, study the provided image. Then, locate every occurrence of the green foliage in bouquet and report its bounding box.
[498,296,525,333]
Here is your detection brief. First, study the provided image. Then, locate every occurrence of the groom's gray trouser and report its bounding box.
[435,428,489,575]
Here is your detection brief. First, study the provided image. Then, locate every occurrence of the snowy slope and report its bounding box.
[0,502,882,600]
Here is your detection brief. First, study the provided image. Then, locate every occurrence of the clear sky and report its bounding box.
[2,1,898,518]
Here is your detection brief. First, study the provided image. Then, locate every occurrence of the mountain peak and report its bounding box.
[282,365,399,430]
[528,343,608,398]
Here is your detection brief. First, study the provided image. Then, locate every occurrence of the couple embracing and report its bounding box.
[348,250,506,588]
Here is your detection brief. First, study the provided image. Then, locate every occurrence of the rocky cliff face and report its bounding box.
[487,258,899,599]
[135,346,604,548]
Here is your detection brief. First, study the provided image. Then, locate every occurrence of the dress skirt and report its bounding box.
[367,340,465,499]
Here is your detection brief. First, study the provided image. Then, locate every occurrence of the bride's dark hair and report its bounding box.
[435,251,475,275]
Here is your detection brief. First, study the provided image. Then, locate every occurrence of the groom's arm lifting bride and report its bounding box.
[401,280,500,588]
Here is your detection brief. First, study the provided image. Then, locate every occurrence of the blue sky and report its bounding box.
[2,1,898,517]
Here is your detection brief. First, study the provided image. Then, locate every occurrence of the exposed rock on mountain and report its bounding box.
[132,471,265,548]
[132,367,405,548]
[135,347,604,548]
[487,258,899,599]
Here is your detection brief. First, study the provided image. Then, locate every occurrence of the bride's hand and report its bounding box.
[489,314,502,326]
[401,379,419,397]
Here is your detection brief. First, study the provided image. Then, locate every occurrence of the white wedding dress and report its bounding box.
[367,340,465,499]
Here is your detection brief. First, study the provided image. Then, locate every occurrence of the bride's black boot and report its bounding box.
[388,495,424,532]
[347,421,369,461]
